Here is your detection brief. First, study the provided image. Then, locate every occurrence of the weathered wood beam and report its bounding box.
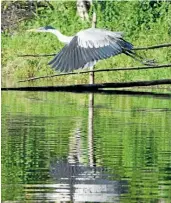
[133,43,171,50]
[18,64,171,82]
[17,43,171,58]
[2,79,171,92]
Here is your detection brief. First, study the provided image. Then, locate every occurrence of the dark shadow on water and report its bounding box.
[2,88,171,99]
[74,89,171,99]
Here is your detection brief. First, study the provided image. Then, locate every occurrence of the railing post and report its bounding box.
[89,66,95,84]
[89,11,96,84]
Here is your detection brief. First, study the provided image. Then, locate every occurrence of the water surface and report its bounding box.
[2,91,171,202]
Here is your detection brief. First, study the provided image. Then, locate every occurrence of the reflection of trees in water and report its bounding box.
[5,114,50,183]
[3,92,171,202]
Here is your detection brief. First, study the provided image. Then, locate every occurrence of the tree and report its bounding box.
[76,0,92,21]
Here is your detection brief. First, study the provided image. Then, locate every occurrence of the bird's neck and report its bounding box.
[49,29,73,44]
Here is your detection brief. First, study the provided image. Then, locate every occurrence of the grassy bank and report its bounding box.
[1,1,171,86]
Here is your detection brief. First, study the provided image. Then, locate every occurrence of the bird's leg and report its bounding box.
[125,50,157,66]
[89,65,95,84]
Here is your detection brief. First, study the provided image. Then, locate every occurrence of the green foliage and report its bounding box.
[1,1,171,85]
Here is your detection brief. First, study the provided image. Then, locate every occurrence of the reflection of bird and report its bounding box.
[28,26,154,72]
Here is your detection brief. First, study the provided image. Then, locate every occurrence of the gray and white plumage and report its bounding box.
[48,28,133,72]
[28,26,153,72]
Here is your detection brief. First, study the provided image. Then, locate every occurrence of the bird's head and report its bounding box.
[27,26,56,33]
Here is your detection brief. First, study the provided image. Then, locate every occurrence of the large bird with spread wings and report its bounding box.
[28,26,153,72]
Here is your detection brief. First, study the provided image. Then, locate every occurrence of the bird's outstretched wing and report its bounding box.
[48,28,133,72]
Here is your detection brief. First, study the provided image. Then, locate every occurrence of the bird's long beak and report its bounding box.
[26,29,38,32]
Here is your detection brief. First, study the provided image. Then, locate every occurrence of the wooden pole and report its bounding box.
[89,66,95,84]
[89,11,97,84]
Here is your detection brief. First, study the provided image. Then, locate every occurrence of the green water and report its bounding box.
[2,91,171,202]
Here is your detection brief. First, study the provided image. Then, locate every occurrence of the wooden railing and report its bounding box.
[17,42,171,83]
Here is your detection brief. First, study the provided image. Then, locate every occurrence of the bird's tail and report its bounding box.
[124,49,157,66]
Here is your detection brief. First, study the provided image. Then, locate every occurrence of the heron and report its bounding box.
[28,26,154,73]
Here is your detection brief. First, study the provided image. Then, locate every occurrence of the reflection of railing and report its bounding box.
[88,93,95,167]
